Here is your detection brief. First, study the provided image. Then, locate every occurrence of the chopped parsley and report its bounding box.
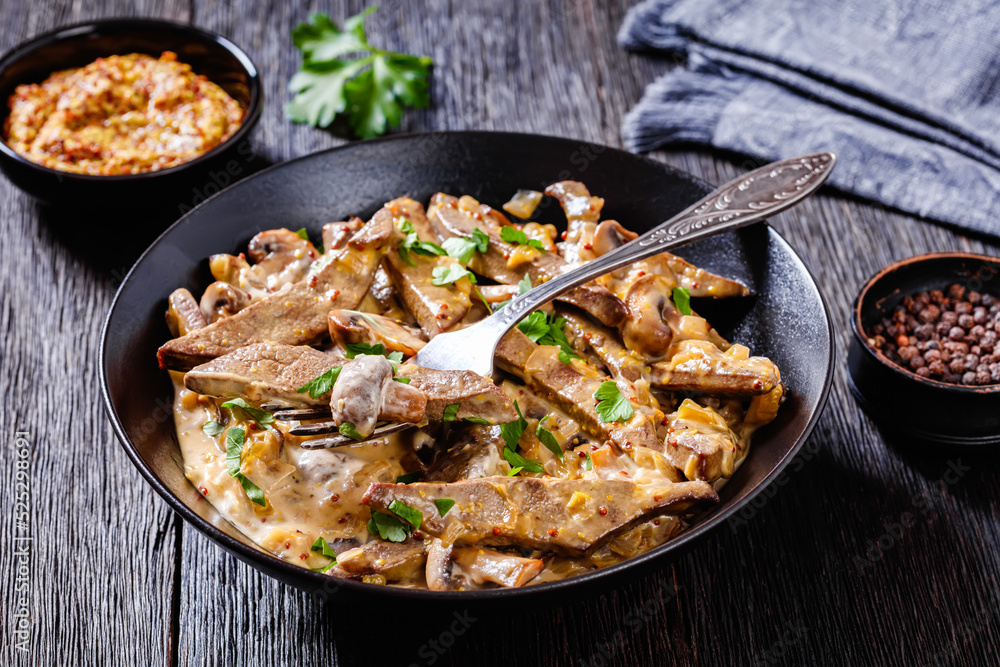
[311,535,338,559]
[345,342,404,362]
[441,403,461,422]
[367,509,411,543]
[221,398,276,432]
[499,401,528,450]
[395,472,420,484]
[397,219,446,265]
[393,376,412,384]
[296,366,342,398]
[594,381,634,423]
[518,274,532,295]
[441,227,489,264]
[388,500,422,531]
[431,263,474,286]
[224,427,267,507]
[502,446,544,475]
[516,311,580,364]
[463,416,491,425]
[202,420,225,438]
[434,498,456,516]
[287,8,432,138]
[338,422,365,441]
[584,451,593,471]
[672,286,692,316]
[536,417,564,461]
[295,227,310,241]
[499,226,545,250]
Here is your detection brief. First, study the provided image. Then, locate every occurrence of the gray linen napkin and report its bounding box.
[619,0,1000,237]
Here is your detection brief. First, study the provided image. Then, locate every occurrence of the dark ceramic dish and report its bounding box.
[100,132,834,604]
[0,19,261,206]
[849,252,1000,447]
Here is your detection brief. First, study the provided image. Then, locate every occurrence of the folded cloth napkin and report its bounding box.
[618,0,1000,237]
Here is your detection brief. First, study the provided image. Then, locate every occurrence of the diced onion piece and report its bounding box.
[502,189,543,219]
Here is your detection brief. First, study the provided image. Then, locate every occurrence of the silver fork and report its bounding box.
[414,151,836,376]
[268,151,835,447]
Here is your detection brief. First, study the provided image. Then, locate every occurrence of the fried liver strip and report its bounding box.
[495,328,661,451]
[363,477,718,556]
[651,340,780,397]
[427,192,626,327]
[382,197,472,335]
[184,342,516,424]
[157,208,399,370]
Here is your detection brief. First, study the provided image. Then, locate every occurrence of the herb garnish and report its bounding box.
[295,228,310,241]
[202,421,225,438]
[345,342,404,362]
[536,417,564,461]
[311,535,338,559]
[503,446,544,475]
[397,219,446,265]
[441,403,460,422]
[516,311,580,364]
[296,366,342,398]
[221,398,276,432]
[395,472,420,484]
[287,8,432,138]
[584,451,593,471]
[431,263,474,286]
[393,376,412,384]
[388,500,422,531]
[338,422,365,441]
[499,226,545,250]
[367,509,411,543]
[441,228,490,264]
[594,381,634,423]
[500,401,528,449]
[672,286,692,316]
[434,498,455,516]
[225,427,267,506]
[463,416,491,425]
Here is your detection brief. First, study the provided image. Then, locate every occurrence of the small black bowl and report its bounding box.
[0,19,262,207]
[848,252,1000,447]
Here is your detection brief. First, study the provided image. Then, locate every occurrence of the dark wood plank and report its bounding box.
[2,0,999,665]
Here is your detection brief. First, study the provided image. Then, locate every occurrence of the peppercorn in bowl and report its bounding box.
[849,252,1000,447]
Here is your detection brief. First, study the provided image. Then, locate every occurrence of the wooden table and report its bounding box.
[2,1,999,665]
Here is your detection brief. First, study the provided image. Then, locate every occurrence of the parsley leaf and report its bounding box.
[296,366,342,398]
[202,421,225,438]
[594,381,634,423]
[295,228,310,241]
[312,561,337,574]
[225,427,267,507]
[287,9,432,138]
[442,227,490,265]
[516,311,580,364]
[503,446,544,474]
[441,403,460,422]
[500,401,528,450]
[499,226,545,250]
[536,417,564,461]
[431,263,474,286]
[434,499,455,516]
[517,311,549,343]
[388,500,422,531]
[518,274,532,295]
[395,472,420,484]
[339,422,365,441]
[584,451,593,471]
[672,286,692,316]
[345,342,403,362]
[221,398,276,432]
[397,219,446,265]
[367,509,411,542]
[393,376,411,384]
[311,536,338,559]
[463,416,491,425]
[506,466,523,477]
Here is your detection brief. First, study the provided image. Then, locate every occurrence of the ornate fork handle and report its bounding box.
[493,152,836,327]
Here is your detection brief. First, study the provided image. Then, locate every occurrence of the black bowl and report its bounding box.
[100,132,834,605]
[848,252,1000,447]
[0,19,262,207]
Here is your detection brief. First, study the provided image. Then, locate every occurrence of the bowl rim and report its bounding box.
[0,17,262,181]
[851,251,1000,395]
[99,130,836,600]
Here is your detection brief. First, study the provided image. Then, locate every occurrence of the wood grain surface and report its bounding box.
[2,1,999,666]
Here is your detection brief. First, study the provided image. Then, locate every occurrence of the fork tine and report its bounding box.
[289,420,338,436]
[272,407,332,421]
[297,422,415,448]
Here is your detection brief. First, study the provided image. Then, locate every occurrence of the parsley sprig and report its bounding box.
[594,381,634,423]
[367,500,422,542]
[311,536,338,573]
[516,311,581,365]
[499,401,545,475]
[672,286,692,316]
[296,366,342,398]
[441,228,490,264]
[499,226,545,250]
[287,8,432,138]
[397,219,446,266]
[221,398,277,432]
[345,342,404,362]
[225,427,267,507]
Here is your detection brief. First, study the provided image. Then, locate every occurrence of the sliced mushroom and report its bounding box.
[165,288,207,337]
[199,281,251,324]
[328,309,427,357]
[546,181,604,266]
[246,228,319,291]
[330,355,427,437]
